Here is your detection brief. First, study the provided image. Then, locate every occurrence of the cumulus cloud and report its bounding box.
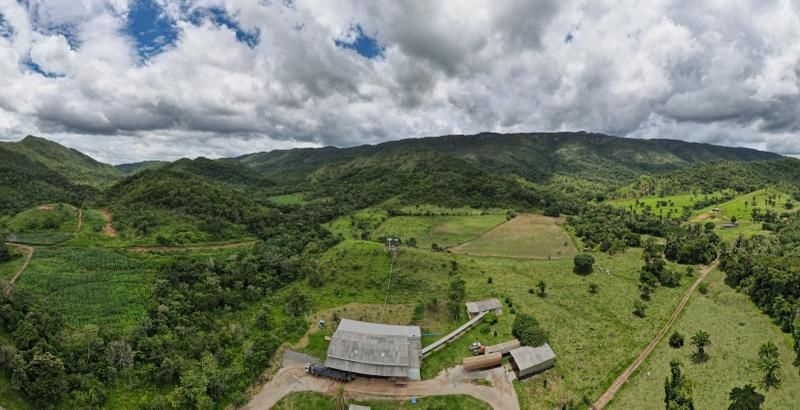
[0,0,798,163]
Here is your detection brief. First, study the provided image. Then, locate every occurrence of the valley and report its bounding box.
[0,132,798,409]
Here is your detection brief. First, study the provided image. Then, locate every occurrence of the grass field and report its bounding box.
[66,208,115,246]
[5,203,78,233]
[268,193,309,205]
[282,239,699,408]
[609,191,734,218]
[611,268,800,409]
[372,214,507,249]
[451,214,577,259]
[14,247,159,330]
[273,391,490,410]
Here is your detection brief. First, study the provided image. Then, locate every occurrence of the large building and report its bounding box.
[509,343,556,379]
[324,319,422,380]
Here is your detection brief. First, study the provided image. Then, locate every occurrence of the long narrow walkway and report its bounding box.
[421,311,487,357]
[592,260,719,409]
[3,244,34,296]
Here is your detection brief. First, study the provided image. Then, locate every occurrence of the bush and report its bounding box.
[669,331,684,348]
[543,206,560,217]
[633,300,647,318]
[484,312,498,325]
[588,283,598,294]
[512,313,549,347]
[573,254,595,275]
[699,283,709,295]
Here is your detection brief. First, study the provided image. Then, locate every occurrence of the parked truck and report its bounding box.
[304,363,354,382]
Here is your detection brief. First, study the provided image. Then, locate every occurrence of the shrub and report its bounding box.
[699,283,709,295]
[573,254,595,275]
[669,331,685,348]
[588,283,598,294]
[487,276,493,284]
[633,300,647,318]
[512,313,549,347]
[484,312,498,325]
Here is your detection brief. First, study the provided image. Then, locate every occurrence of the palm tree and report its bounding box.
[758,342,781,389]
[691,330,710,362]
[331,383,348,410]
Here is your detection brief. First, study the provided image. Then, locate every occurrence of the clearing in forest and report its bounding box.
[612,268,800,409]
[5,203,78,245]
[451,214,576,259]
[373,214,507,249]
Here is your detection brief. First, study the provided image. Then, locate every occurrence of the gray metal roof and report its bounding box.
[509,343,556,371]
[324,319,421,379]
[465,298,502,313]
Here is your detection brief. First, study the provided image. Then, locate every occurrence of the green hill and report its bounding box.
[115,160,168,174]
[1,135,122,186]
[0,144,96,216]
[235,132,780,185]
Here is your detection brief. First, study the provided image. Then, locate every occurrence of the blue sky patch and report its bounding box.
[126,0,179,60]
[189,7,260,48]
[335,25,383,59]
[0,13,13,38]
[24,58,64,78]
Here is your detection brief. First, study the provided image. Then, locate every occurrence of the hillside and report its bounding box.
[235,132,780,185]
[0,136,122,186]
[0,144,96,216]
[115,160,168,174]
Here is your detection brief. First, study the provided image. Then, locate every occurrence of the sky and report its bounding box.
[0,0,799,164]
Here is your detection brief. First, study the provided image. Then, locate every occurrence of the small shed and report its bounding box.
[462,352,502,371]
[465,298,503,319]
[510,344,556,379]
[485,339,521,356]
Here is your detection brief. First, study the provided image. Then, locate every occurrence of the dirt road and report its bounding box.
[244,359,519,410]
[3,244,34,295]
[75,208,83,234]
[591,260,719,409]
[101,209,118,237]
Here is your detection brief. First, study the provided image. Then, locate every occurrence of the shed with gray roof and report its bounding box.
[465,298,503,318]
[324,319,421,380]
[509,343,556,378]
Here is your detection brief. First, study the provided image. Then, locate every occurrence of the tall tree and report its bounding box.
[447,276,466,321]
[664,359,694,409]
[757,341,781,389]
[691,330,711,362]
[728,384,764,410]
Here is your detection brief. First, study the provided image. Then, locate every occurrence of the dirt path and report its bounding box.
[128,241,256,253]
[75,208,83,234]
[592,260,719,409]
[244,360,518,410]
[101,209,118,237]
[3,244,34,296]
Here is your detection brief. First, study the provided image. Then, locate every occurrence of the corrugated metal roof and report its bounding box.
[465,298,502,313]
[324,319,421,379]
[509,344,556,371]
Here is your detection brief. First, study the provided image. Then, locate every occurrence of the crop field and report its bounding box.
[612,268,800,409]
[274,392,490,410]
[284,239,698,408]
[14,247,159,330]
[451,214,577,259]
[66,208,112,246]
[372,214,507,249]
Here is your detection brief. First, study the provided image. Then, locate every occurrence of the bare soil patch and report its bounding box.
[101,209,118,237]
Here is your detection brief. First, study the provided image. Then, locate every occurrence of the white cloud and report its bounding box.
[0,0,798,163]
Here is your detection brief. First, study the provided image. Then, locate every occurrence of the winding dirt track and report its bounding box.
[3,244,34,296]
[75,208,83,233]
[591,260,719,409]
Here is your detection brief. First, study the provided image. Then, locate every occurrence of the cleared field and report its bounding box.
[268,193,309,205]
[284,239,698,408]
[15,247,158,330]
[373,214,506,249]
[611,268,800,409]
[692,188,797,242]
[5,203,79,245]
[452,214,577,259]
[274,392,490,410]
[609,191,734,218]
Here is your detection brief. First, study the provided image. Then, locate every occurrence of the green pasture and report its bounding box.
[452,214,577,259]
[283,239,699,408]
[373,214,506,249]
[612,268,800,409]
